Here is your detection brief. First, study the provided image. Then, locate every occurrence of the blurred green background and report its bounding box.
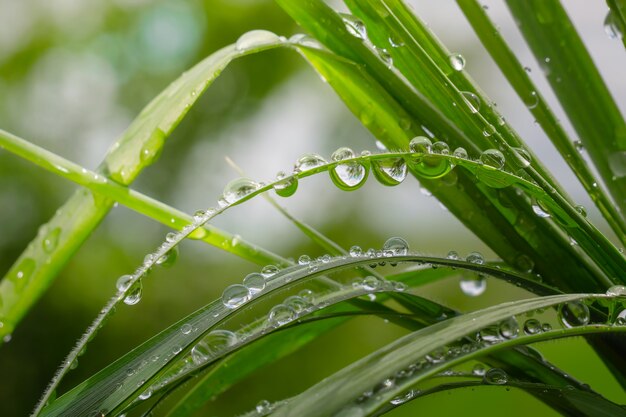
[0,0,624,416]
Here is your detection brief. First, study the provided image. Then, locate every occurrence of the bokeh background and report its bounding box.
[0,0,625,416]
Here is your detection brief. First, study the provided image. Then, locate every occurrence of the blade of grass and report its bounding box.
[0,129,284,266]
[506,0,626,215]
[455,0,626,244]
[270,293,626,416]
[0,37,287,343]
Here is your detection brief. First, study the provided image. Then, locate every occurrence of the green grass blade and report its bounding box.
[377,380,626,417]
[0,129,283,265]
[270,293,626,416]
[506,0,626,214]
[0,36,287,345]
[454,0,626,243]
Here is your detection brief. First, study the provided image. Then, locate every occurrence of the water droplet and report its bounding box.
[256,399,272,414]
[372,158,407,186]
[479,149,505,169]
[295,154,327,172]
[606,285,626,296]
[498,317,519,339]
[42,227,61,253]
[461,91,481,113]
[574,140,584,152]
[525,91,539,109]
[447,250,460,260]
[432,141,450,155]
[273,171,298,197]
[166,232,177,243]
[390,389,417,405]
[341,14,367,39]
[376,47,393,67]
[223,178,259,204]
[409,136,432,153]
[298,255,311,265]
[261,265,279,278]
[180,324,193,335]
[388,35,404,48]
[320,254,332,263]
[484,368,508,385]
[523,318,542,335]
[478,325,501,344]
[139,389,152,400]
[575,205,587,217]
[289,34,323,49]
[472,363,486,376]
[604,10,624,40]
[243,273,265,294]
[449,53,465,71]
[156,246,178,267]
[532,200,551,218]
[268,304,297,326]
[382,237,409,255]
[559,301,590,328]
[192,329,237,364]
[330,147,368,190]
[466,252,484,265]
[460,275,486,296]
[124,282,143,306]
[222,284,250,309]
[235,30,282,51]
[347,246,362,258]
[512,147,532,168]
[541,322,552,332]
[362,276,382,291]
[140,129,165,167]
[452,147,468,159]
[285,295,310,313]
[608,151,626,179]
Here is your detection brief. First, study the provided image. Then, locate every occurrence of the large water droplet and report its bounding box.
[349,246,363,257]
[480,149,505,169]
[273,171,298,197]
[604,10,624,40]
[268,304,297,326]
[180,323,193,335]
[43,227,61,253]
[243,273,265,294]
[236,30,282,51]
[525,91,539,109]
[523,318,542,335]
[460,275,486,296]
[606,285,626,296]
[261,264,279,278]
[295,154,327,172]
[222,284,250,309]
[432,141,450,155]
[452,147,468,159]
[223,178,259,204]
[512,147,532,168]
[372,157,407,186]
[449,53,465,71]
[466,252,484,265]
[484,368,508,385]
[559,301,590,328]
[461,91,481,113]
[532,200,551,218]
[341,14,367,39]
[390,389,417,405]
[409,136,432,154]
[330,147,368,190]
[382,237,409,256]
[124,282,143,306]
[498,317,519,339]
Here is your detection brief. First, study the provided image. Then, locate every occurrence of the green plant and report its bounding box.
[1,0,625,416]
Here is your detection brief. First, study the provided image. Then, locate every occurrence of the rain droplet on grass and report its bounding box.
[341,14,367,39]
[268,304,297,326]
[484,368,508,385]
[382,237,409,255]
[222,284,250,309]
[461,91,481,113]
[372,158,407,186]
[295,153,327,172]
[243,273,265,294]
[273,171,298,197]
[559,301,590,328]
[479,149,505,169]
[223,178,259,204]
[235,30,281,51]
